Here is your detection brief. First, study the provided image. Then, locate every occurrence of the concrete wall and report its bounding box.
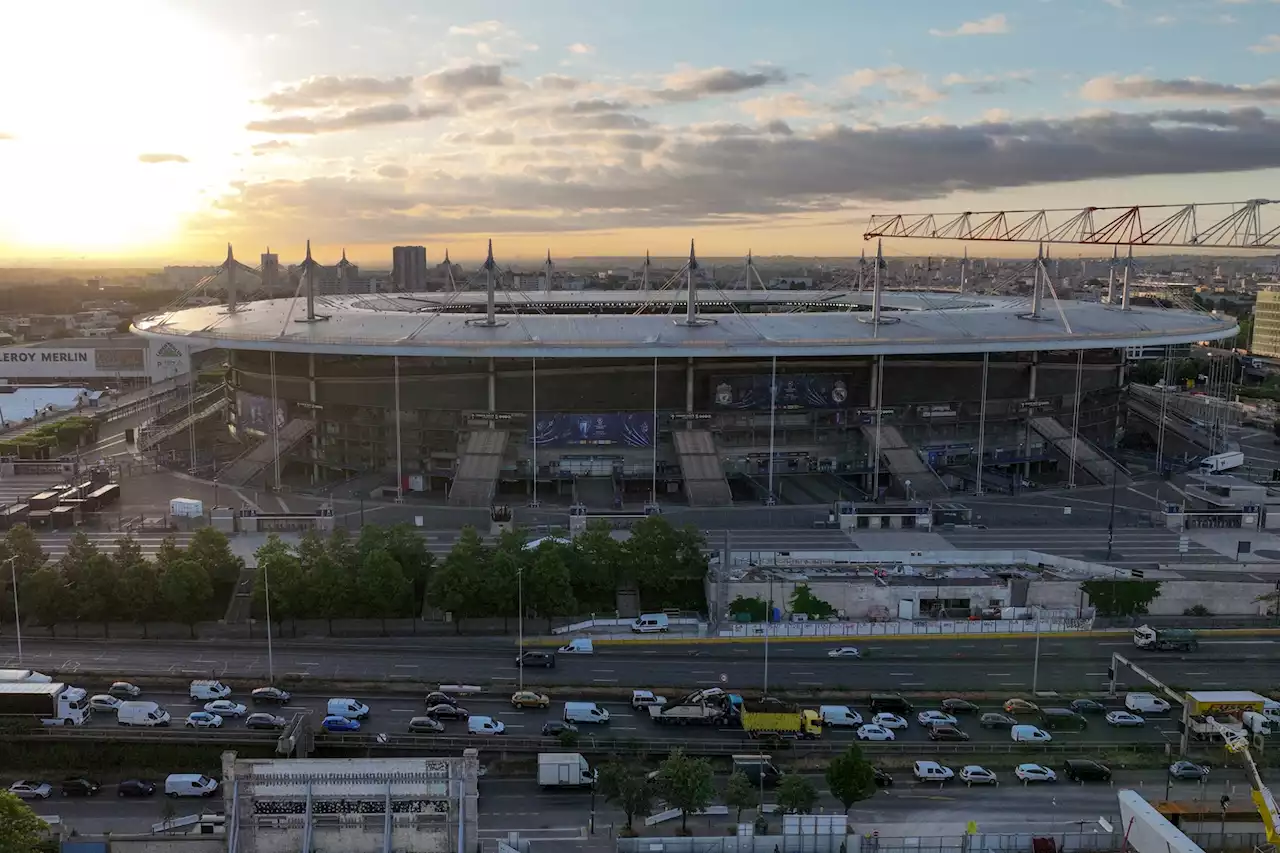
[1030,579,1274,616]
[109,840,224,853]
[713,577,1010,619]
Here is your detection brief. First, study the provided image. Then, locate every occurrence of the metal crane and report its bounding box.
[1202,716,1280,842]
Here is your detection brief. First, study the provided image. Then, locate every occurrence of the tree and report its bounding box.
[0,788,47,852]
[790,584,835,619]
[117,558,162,637]
[725,770,759,823]
[253,535,306,633]
[161,558,213,638]
[19,566,70,636]
[656,748,715,833]
[78,552,120,635]
[0,524,47,578]
[625,517,708,609]
[524,545,577,624]
[366,524,435,601]
[1080,579,1162,617]
[775,774,818,815]
[729,595,768,622]
[357,548,411,633]
[569,521,626,609]
[430,527,495,630]
[598,761,654,833]
[826,744,879,813]
[186,527,244,585]
[307,532,356,633]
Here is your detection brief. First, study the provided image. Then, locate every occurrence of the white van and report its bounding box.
[326,698,370,720]
[1011,724,1052,743]
[189,680,231,701]
[912,761,954,782]
[631,613,670,634]
[118,701,171,727]
[564,701,611,724]
[164,774,218,798]
[820,705,863,727]
[1125,693,1171,714]
[468,715,505,735]
[557,638,594,654]
[1243,711,1272,736]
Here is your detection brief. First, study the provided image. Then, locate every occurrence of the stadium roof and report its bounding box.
[132,290,1237,359]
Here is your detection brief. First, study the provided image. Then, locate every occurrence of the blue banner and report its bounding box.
[531,413,655,447]
[711,374,851,410]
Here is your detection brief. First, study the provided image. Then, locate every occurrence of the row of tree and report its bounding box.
[599,745,879,833]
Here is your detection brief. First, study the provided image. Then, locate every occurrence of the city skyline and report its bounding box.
[1,0,1278,263]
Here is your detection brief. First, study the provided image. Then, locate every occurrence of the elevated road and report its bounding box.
[7,633,1279,691]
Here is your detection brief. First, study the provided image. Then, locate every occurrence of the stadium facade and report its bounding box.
[133,285,1237,508]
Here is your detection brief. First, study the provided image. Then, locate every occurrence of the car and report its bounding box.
[245,713,287,730]
[855,723,895,741]
[941,698,980,714]
[108,681,141,699]
[631,690,667,710]
[929,725,970,742]
[959,766,998,786]
[61,777,101,797]
[980,713,1017,729]
[321,715,361,732]
[1063,759,1113,783]
[1070,698,1107,715]
[873,768,894,787]
[9,781,52,799]
[1169,760,1210,781]
[511,690,550,709]
[872,712,908,729]
[1015,764,1057,783]
[828,647,862,658]
[204,700,248,718]
[1106,711,1146,727]
[426,703,469,720]
[251,686,292,705]
[1004,699,1039,714]
[408,716,446,733]
[517,651,556,668]
[917,711,958,728]
[185,711,223,729]
[424,691,457,708]
[542,720,578,737]
[912,761,955,783]
[88,694,122,712]
[117,779,156,797]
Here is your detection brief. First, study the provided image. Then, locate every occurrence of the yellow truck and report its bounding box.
[739,698,822,740]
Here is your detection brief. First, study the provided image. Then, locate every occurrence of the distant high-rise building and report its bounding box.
[260,252,280,295]
[392,246,428,292]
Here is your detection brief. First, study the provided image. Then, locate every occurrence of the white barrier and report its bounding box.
[552,617,701,635]
[645,805,729,826]
[717,617,1095,639]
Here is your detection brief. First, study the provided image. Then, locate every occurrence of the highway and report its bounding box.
[7,634,1280,692]
[31,768,1255,839]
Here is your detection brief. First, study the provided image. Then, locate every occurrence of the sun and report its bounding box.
[0,2,253,257]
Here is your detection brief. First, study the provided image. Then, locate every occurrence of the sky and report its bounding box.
[1,0,1278,265]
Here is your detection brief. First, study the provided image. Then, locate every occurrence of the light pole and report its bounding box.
[1031,605,1042,695]
[7,556,20,664]
[1106,461,1119,561]
[762,574,773,697]
[517,567,524,691]
[262,560,275,685]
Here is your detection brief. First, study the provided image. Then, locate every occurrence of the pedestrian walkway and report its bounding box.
[0,474,65,505]
[941,526,1221,569]
[29,531,196,560]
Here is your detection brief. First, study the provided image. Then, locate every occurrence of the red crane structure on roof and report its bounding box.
[864,198,1279,250]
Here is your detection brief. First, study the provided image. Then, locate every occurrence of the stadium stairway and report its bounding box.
[860,423,949,499]
[138,396,229,452]
[1027,416,1127,486]
[672,429,733,506]
[218,418,316,487]
[448,429,509,507]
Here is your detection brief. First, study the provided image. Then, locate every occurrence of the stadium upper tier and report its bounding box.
[132,290,1237,358]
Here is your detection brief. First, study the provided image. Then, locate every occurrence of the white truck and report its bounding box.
[537,753,595,788]
[1199,451,1244,474]
[0,682,89,726]
[0,669,53,683]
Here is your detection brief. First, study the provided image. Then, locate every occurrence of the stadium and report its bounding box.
[131,245,1237,513]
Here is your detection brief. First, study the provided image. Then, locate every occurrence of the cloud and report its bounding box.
[929,14,1010,36]
[376,164,409,179]
[983,108,1012,122]
[448,20,505,36]
[423,63,506,94]
[740,93,819,121]
[0,132,13,141]
[251,140,293,155]
[558,112,652,130]
[539,74,582,91]
[1251,34,1280,53]
[840,66,944,105]
[445,128,516,146]
[555,99,632,114]
[138,152,189,164]
[567,43,595,55]
[1151,14,1176,24]
[260,75,414,110]
[942,70,1032,95]
[1081,75,1280,102]
[201,107,1280,242]
[246,103,454,134]
[651,66,789,102]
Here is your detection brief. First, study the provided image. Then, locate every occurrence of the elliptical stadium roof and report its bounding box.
[132,290,1237,359]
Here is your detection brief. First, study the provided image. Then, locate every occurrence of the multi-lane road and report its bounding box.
[8,633,1280,692]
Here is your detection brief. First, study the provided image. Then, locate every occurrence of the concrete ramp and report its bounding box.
[449,429,509,507]
[860,424,948,499]
[672,429,732,506]
[219,418,315,486]
[1029,416,1126,485]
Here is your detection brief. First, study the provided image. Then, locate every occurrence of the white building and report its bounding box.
[0,337,212,388]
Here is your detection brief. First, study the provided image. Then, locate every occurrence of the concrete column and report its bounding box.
[1024,354,1039,481]
[461,749,481,852]
[685,356,694,414]
[309,353,318,486]
[487,357,497,428]
[868,357,879,497]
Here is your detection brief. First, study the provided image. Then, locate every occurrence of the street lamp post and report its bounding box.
[1031,605,1042,695]
[762,573,773,697]
[7,556,20,664]
[518,567,524,692]
[1106,463,1119,561]
[262,560,275,685]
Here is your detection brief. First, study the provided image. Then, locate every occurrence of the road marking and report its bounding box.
[792,671,816,676]
[394,664,417,669]
[1085,672,1107,677]
[1000,683,1025,687]
[492,676,516,682]
[298,662,322,667]
[986,673,1012,677]
[391,708,417,713]
[592,678,618,683]
[799,682,824,687]
[889,672,913,677]
[1185,672,1209,676]
[901,682,924,687]
[591,669,614,673]
[613,726,638,731]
